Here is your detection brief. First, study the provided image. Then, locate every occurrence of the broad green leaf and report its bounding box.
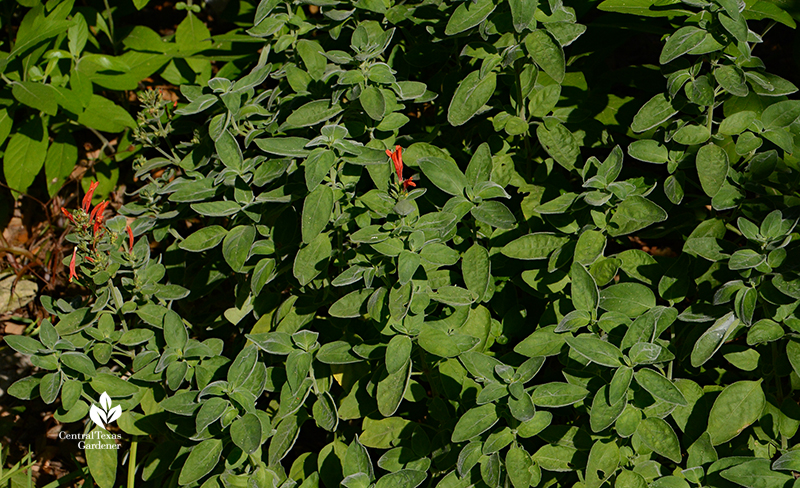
[691,312,738,368]
[4,118,47,196]
[628,140,668,164]
[176,12,212,52]
[676,124,712,145]
[631,93,680,133]
[616,471,648,488]
[191,201,241,217]
[196,398,227,433]
[418,326,477,358]
[417,157,468,195]
[231,413,262,454]
[660,26,706,64]
[609,366,633,405]
[719,111,756,135]
[251,258,276,295]
[4,335,42,355]
[575,230,606,265]
[375,470,427,488]
[180,226,228,252]
[45,131,78,197]
[445,0,496,35]
[636,417,681,463]
[344,435,374,479]
[305,149,337,191]
[715,65,748,97]
[729,249,765,270]
[566,334,623,367]
[533,445,581,472]
[590,385,626,433]
[227,346,258,389]
[772,451,800,471]
[78,95,137,132]
[11,81,58,115]
[515,326,566,357]
[509,0,537,33]
[762,100,800,128]
[471,201,515,229]
[163,310,188,351]
[506,447,533,488]
[597,0,693,17]
[287,100,343,127]
[360,86,385,121]
[599,283,656,318]
[722,459,793,488]
[268,415,303,465]
[586,440,620,488]
[61,352,97,377]
[377,360,411,417]
[386,335,412,375]
[465,142,492,187]
[296,39,326,80]
[571,262,599,312]
[531,382,589,407]
[696,143,729,198]
[302,185,334,244]
[452,404,498,443]
[525,30,565,83]
[312,395,340,434]
[502,233,569,260]
[316,341,362,364]
[448,71,497,127]
[215,130,243,171]
[360,417,411,449]
[86,427,118,488]
[222,225,256,273]
[294,233,332,286]
[536,122,579,170]
[633,368,687,406]
[178,438,223,486]
[747,319,784,345]
[707,380,766,445]
[329,289,372,318]
[256,137,311,157]
[462,244,490,299]
[429,286,477,307]
[608,196,667,237]
[40,372,61,404]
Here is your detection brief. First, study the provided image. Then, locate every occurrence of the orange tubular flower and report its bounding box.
[126,225,134,251]
[83,181,100,213]
[386,145,416,191]
[61,207,76,224]
[91,201,109,234]
[68,248,78,282]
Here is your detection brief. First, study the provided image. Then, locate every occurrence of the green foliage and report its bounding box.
[0,0,250,199]
[7,0,800,487]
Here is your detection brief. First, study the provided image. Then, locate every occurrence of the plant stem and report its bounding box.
[127,437,138,488]
[103,0,116,54]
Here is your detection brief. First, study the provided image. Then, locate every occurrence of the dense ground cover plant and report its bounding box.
[0,0,255,202]
[7,0,800,487]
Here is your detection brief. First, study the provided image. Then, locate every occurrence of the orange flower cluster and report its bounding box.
[63,181,134,283]
[386,146,416,191]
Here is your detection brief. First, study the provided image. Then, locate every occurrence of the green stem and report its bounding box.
[103,0,116,54]
[513,60,526,121]
[127,438,138,488]
[706,96,714,134]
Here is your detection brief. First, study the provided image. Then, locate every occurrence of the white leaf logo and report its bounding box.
[89,392,120,430]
